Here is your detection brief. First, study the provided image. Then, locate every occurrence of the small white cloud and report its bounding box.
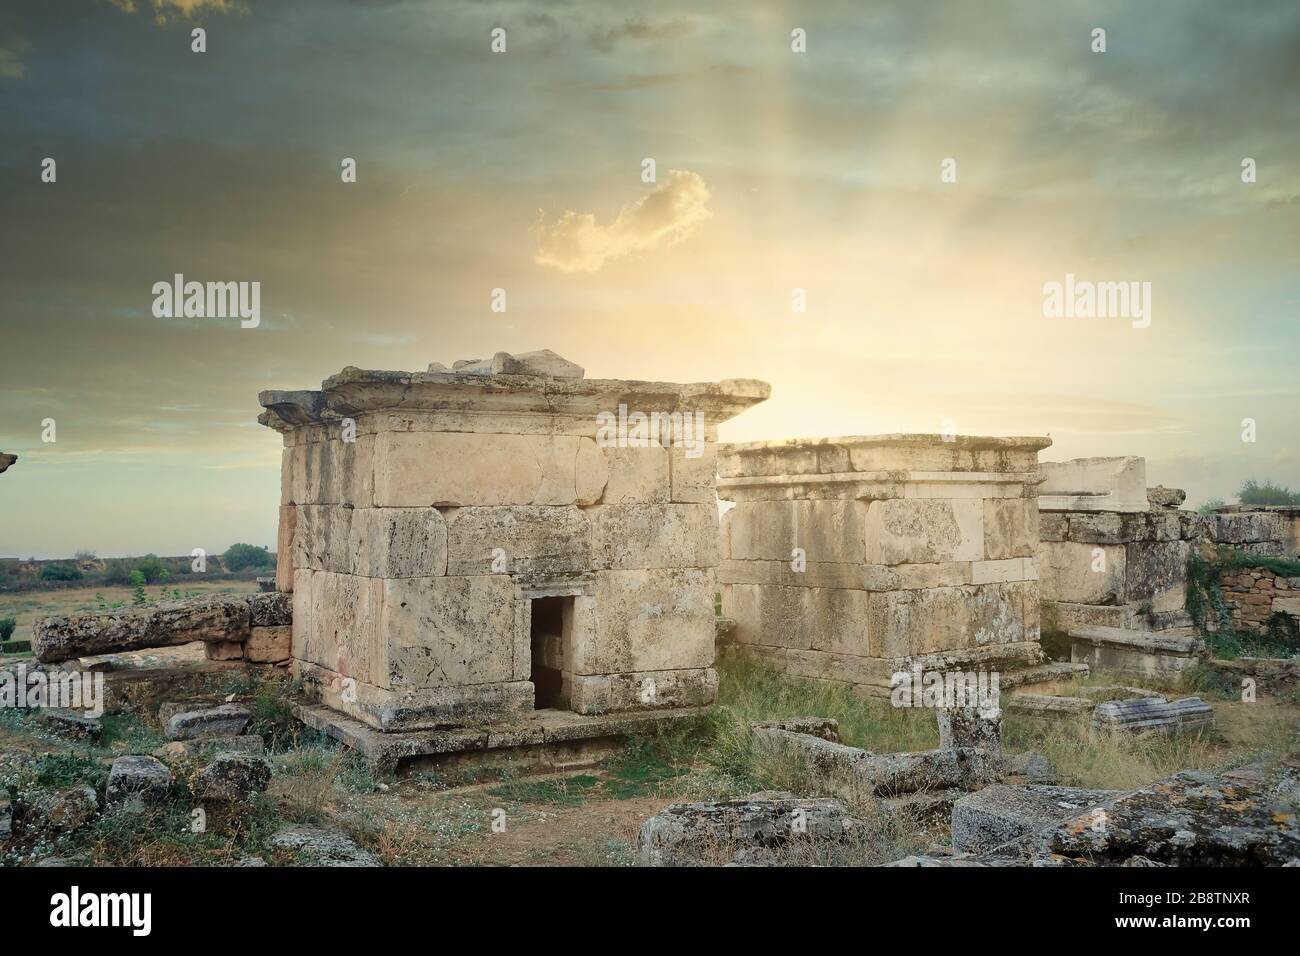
[534,170,712,273]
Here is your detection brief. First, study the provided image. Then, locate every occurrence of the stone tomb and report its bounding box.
[258,350,768,737]
[716,434,1050,695]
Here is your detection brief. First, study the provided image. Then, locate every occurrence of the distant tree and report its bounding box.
[134,554,168,584]
[0,618,15,641]
[1197,498,1226,515]
[1238,479,1300,507]
[38,563,83,582]
[74,549,96,561]
[223,543,275,572]
[102,559,132,586]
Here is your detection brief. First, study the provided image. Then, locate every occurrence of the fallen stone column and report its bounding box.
[1090,696,1215,735]
[33,597,251,664]
[751,726,963,795]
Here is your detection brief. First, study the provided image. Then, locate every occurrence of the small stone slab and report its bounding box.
[193,752,271,802]
[106,755,172,812]
[154,734,264,761]
[269,825,379,866]
[638,795,861,866]
[165,703,253,741]
[1091,696,1215,735]
[1005,694,1095,720]
[751,727,963,795]
[41,709,103,743]
[752,716,840,742]
[952,784,1119,855]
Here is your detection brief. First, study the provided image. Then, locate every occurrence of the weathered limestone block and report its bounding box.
[33,597,251,663]
[868,583,1030,657]
[246,626,291,663]
[193,753,272,802]
[722,583,872,655]
[164,703,253,741]
[569,668,717,714]
[1038,540,1125,605]
[297,570,385,684]
[937,706,1002,758]
[865,498,983,565]
[372,433,607,507]
[572,569,715,674]
[1064,511,1124,544]
[1209,511,1287,545]
[1124,538,1189,612]
[1069,625,1205,678]
[1038,457,1147,512]
[284,435,374,507]
[1147,486,1186,509]
[1039,512,1068,542]
[718,558,898,590]
[243,592,287,629]
[952,784,1118,854]
[752,716,840,741]
[670,444,718,504]
[106,756,172,813]
[444,505,588,576]
[638,795,863,866]
[751,727,963,796]
[1048,766,1300,866]
[1091,696,1215,735]
[589,503,718,570]
[600,446,669,503]
[349,507,448,578]
[293,504,354,574]
[383,575,519,689]
[970,557,1038,585]
[276,504,297,592]
[269,824,380,866]
[155,734,264,761]
[723,499,867,563]
[984,499,1037,560]
[23,786,99,835]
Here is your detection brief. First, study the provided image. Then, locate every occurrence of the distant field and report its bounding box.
[0,580,262,646]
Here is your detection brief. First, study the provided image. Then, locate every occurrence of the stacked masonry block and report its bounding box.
[259,350,768,732]
[716,434,1050,695]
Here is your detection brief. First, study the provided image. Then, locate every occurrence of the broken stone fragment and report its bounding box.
[41,709,103,743]
[1049,765,1300,865]
[0,452,15,474]
[21,786,99,835]
[106,755,173,813]
[269,824,379,866]
[164,703,253,741]
[751,727,963,795]
[751,716,840,742]
[951,784,1119,855]
[448,349,584,379]
[247,591,292,627]
[155,734,265,762]
[637,795,863,866]
[1090,696,1215,735]
[1146,485,1186,509]
[1003,751,1059,785]
[193,752,272,802]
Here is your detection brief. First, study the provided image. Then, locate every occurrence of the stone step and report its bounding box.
[998,662,1090,690]
[1068,625,1203,654]
[1068,625,1205,678]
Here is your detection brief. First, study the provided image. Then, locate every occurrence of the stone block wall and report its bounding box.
[716,434,1050,695]
[1213,568,1300,635]
[261,353,768,731]
[1205,510,1292,558]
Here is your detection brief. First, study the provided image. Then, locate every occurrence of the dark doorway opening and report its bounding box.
[530,596,571,709]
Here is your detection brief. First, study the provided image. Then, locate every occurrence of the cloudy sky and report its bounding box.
[1,0,1298,558]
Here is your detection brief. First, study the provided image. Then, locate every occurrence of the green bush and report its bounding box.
[38,563,82,582]
[1238,478,1300,507]
[0,618,15,641]
[102,559,132,586]
[223,543,275,572]
[134,554,168,584]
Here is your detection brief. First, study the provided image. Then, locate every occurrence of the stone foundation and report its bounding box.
[716,434,1050,695]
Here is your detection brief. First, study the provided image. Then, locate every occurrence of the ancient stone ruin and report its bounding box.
[0,452,15,475]
[716,434,1050,694]
[258,350,769,745]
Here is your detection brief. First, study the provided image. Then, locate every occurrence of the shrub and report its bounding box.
[223,543,275,572]
[0,618,15,641]
[102,559,132,586]
[1238,478,1300,507]
[38,563,82,582]
[134,554,168,584]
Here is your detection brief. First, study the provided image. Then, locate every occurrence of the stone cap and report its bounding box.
[1038,456,1147,513]
[258,353,770,432]
[719,433,1051,480]
[0,452,15,475]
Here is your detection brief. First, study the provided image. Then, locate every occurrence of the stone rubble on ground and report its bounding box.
[192,752,272,802]
[105,755,173,813]
[164,703,253,741]
[268,824,379,866]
